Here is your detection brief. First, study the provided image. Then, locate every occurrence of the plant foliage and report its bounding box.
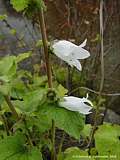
[0,53,85,159]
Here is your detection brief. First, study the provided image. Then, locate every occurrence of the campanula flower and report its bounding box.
[59,96,93,115]
[52,39,90,71]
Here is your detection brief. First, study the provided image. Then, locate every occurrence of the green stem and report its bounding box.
[0,105,10,136]
[1,115,10,136]
[57,132,65,160]
[51,120,56,160]
[23,119,33,147]
[3,96,33,145]
[4,95,19,120]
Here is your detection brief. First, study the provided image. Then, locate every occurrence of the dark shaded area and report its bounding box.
[45,0,120,115]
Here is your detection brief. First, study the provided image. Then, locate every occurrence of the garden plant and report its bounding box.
[0,0,120,160]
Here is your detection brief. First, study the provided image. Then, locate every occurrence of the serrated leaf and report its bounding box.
[0,133,42,160]
[82,123,120,159]
[39,102,85,139]
[95,123,120,159]
[11,0,29,12]
[0,133,25,159]
[64,147,88,160]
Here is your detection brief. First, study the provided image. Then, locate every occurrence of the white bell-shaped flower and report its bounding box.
[59,96,93,115]
[52,39,90,71]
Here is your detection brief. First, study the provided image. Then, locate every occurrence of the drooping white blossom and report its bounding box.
[59,96,93,115]
[52,39,90,71]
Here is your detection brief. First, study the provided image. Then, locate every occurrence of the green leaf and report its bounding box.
[36,0,46,9]
[26,114,51,134]
[9,29,17,35]
[0,133,25,159]
[95,123,120,159]
[14,89,46,113]
[82,123,120,159]
[0,83,12,95]
[57,153,64,160]
[81,124,91,137]
[11,78,26,92]
[39,102,85,139]
[0,56,16,77]
[64,147,88,160]
[6,60,17,80]
[0,75,10,83]
[0,120,3,125]
[17,70,32,80]
[32,75,47,88]
[0,93,4,105]
[36,40,43,48]
[16,51,32,63]
[57,84,68,97]
[0,133,42,160]
[0,14,7,21]
[10,0,29,12]
[34,116,51,134]
[35,40,49,48]
[0,56,17,95]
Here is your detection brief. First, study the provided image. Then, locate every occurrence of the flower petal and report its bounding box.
[52,39,90,71]
[79,39,87,48]
[53,40,76,57]
[81,97,93,107]
[72,47,90,59]
[59,96,92,115]
[71,59,82,71]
